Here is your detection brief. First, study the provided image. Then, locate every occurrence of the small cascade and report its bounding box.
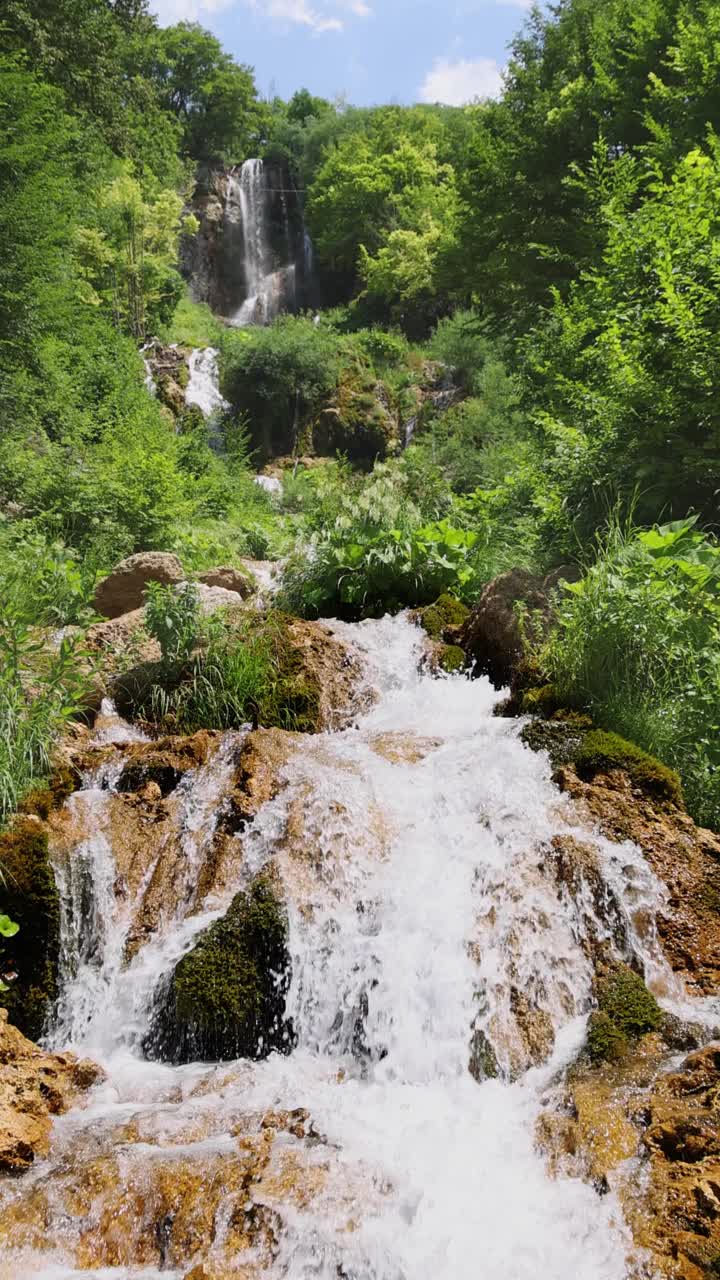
[0,616,713,1278]
[184,346,228,418]
[227,158,309,327]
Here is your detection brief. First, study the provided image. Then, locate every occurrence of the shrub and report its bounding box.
[144,582,200,664]
[545,518,720,829]
[134,610,328,735]
[280,464,479,618]
[0,617,90,826]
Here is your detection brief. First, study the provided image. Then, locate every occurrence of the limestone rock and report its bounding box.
[93,552,184,619]
[198,566,254,597]
[0,1009,103,1174]
[555,765,720,994]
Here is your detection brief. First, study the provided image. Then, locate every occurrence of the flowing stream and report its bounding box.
[0,614,692,1278]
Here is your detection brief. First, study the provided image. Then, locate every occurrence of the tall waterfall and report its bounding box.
[227,158,305,327]
[0,613,706,1278]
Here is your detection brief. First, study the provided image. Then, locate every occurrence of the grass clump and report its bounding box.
[146,872,291,1064]
[574,730,683,808]
[587,963,663,1063]
[545,517,720,829]
[132,586,327,734]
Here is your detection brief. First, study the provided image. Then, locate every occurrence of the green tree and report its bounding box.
[140,22,267,162]
[75,166,198,338]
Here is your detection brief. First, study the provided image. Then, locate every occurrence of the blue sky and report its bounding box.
[150,0,532,106]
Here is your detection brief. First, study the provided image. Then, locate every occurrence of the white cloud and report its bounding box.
[152,0,371,30]
[419,56,504,105]
[152,0,234,22]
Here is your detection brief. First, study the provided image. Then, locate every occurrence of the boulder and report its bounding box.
[94,553,185,620]
[0,1009,103,1173]
[145,870,293,1064]
[197,566,254,598]
[459,566,579,689]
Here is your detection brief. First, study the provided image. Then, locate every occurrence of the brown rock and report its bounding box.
[555,766,720,994]
[198,566,254,597]
[459,565,578,688]
[0,1009,103,1174]
[93,553,185,620]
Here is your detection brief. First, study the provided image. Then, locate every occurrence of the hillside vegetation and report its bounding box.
[1,0,719,830]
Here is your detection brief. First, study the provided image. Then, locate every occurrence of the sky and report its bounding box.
[149,0,533,107]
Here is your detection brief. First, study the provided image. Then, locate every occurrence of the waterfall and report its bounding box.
[0,615,706,1278]
[185,346,228,418]
[228,158,309,328]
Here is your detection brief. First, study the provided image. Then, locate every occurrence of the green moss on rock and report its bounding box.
[574,730,683,807]
[519,719,588,770]
[145,872,293,1064]
[0,819,60,1039]
[438,644,466,674]
[418,594,470,641]
[587,963,663,1063]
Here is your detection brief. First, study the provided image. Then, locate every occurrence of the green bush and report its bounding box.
[545,518,720,828]
[144,582,200,664]
[134,610,328,735]
[280,463,479,618]
[0,618,90,826]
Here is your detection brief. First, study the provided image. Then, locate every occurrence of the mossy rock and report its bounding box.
[469,1026,500,1081]
[520,718,588,771]
[574,730,683,808]
[145,872,293,1064]
[587,963,662,1063]
[117,760,183,796]
[520,684,560,716]
[19,765,81,821]
[0,819,60,1039]
[438,644,466,674]
[418,594,470,641]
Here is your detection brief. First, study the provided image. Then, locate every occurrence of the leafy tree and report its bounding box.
[139,22,267,162]
[75,166,198,338]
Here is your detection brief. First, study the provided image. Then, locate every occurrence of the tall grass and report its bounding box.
[545,517,720,829]
[0,620,89,825]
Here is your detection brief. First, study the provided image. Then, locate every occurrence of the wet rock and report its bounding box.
[197,566,254,597]
[415,593,470,642]
[459,566,578,688]
[145,870,293,1064]
[0,1009,103,1173]
[223,728,297,831]
[555,765,720,994]
[0,819,59,1040]
[93,552,185,620]
[541,1042,720,1279]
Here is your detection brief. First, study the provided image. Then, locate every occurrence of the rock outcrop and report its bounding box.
[93,552,185,620]
[145,869,292,1065]
[0,819,60,1040]
[555,763,720,995]
[0,1010,103,1173]
[197,565,254,597]
[459,566,579,688]
[540,1038,720,1280]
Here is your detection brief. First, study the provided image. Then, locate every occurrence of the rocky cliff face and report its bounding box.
[181,161,313,323]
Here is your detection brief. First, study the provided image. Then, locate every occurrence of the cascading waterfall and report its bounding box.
[228,159,307,328]
[185,347,229,418]
[0,614,706,1279]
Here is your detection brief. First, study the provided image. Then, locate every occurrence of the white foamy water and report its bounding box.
[2,613,702,1278]
[185,346,228,417]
